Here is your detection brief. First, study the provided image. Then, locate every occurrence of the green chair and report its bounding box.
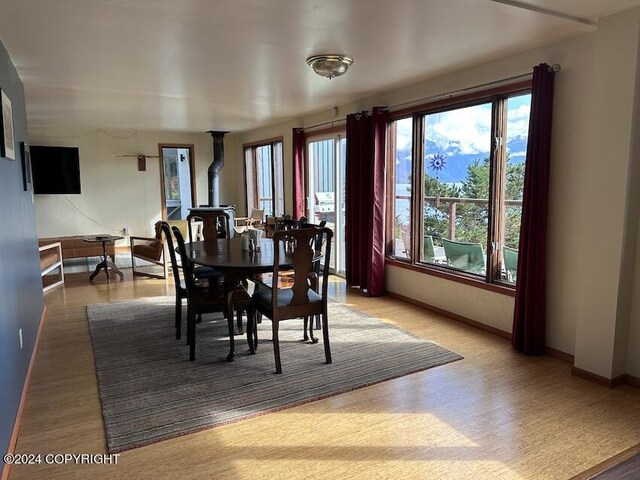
[423,235,447,263]
[442,238,486,274]
[503,245,518,282]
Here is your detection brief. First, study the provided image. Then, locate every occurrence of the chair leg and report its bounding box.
[188,305,196,361]
[272,320,282,374]
[322,310,331,365]
[246,306,256,354]
[236,309,244,334]
[226,313,235,362]
[303,316,318,343]
[175,296,182,340]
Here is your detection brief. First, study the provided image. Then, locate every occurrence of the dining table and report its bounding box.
[184,236,296,360]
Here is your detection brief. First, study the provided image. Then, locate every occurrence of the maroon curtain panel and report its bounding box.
[292,128,306,219]
[512,63,556,354]
[345,107,388,296]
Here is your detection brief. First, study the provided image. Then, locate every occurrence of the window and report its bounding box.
[387,85,531,287]
[244,139,284,217]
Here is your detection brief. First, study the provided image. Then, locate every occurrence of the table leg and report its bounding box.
[88,241,124,283]
[89,260,105,282]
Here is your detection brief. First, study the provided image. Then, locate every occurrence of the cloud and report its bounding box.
[426,104,492,155]
[393,96,531,159]
[507,103,531,138]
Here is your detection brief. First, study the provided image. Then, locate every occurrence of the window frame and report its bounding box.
[242,136,285,217]
[385,81,532,296]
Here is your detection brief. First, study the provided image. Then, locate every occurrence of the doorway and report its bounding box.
[159,144,196,221]
[306,133,346,275]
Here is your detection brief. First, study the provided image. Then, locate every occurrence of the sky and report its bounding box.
[395,94,531,183]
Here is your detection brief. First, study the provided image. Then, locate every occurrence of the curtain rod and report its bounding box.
[302,63,561,131]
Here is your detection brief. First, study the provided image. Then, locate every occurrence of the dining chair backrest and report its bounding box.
[160,222,182,290]
[187,211,231,243]
[300,220,328,261]
[271,227,333,316]
[442,238,486,274]
[172,226,197,293]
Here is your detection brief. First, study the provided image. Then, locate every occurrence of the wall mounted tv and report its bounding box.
[31,146,81,194]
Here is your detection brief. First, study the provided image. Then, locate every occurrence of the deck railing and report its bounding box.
[396,194,523,240]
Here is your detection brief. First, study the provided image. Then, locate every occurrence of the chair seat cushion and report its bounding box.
[253,287,322,310]
[194,266,224,280]
[132,242,163,261]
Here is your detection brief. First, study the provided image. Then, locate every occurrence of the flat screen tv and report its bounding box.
[31,146,81,194]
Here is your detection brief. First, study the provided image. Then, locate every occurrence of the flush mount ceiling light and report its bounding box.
[306,54,354,79]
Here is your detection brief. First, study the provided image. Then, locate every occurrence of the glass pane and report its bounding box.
[391,118,413,259]
[422,103,491,275]
[273,142,284,216]
[308,139,335,225]
[244,148,255,212]
[337,137,347,274]
[502,94,531,284]
[256,145,273,215]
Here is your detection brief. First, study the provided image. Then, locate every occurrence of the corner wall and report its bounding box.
[0,40,45,461]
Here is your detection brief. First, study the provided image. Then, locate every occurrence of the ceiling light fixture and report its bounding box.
[306,54,354,79]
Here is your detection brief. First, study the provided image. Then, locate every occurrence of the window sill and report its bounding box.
[385,257,516,297]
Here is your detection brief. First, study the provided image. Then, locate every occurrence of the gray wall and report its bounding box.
[0,40,44,458]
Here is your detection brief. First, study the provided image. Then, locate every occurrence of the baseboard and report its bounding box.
[571,366,625,388]
[546,346,574,363]
[624,374,640,389]
[1,306,47,480]
[385,290,511,340]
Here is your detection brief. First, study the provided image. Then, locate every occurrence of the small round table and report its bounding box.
[84,235,124,283]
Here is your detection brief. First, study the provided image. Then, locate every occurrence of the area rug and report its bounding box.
[87,296,463,453]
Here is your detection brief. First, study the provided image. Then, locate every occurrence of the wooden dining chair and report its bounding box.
[173,227,254,361]
[251,226,333,374]
[187,211,232,243]
[160,222,223,340]
[251,219,327,342]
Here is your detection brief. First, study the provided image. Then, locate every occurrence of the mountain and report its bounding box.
[394,136,528,184]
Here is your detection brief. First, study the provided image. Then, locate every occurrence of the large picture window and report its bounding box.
[388,85,531,287]
[244,138,284,217]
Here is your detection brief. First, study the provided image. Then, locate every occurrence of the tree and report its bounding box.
[422,155,525,248]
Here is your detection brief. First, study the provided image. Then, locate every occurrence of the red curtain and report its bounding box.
[292,128,306,219]
[512,63,556,354]
[345,107,388,296]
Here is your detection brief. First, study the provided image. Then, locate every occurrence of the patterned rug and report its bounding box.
[87,296,463,453]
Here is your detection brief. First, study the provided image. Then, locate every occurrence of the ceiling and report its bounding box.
[0,0,638,133]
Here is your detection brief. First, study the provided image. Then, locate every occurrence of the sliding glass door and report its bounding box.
[307,133,346,275]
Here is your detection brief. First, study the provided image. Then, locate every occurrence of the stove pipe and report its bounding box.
[207,130,228,207]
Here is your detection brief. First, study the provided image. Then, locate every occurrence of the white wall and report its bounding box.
[230,7,640,380]
[29,128,240,245]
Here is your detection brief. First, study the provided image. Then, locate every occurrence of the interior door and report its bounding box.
[307,134,346,275]
[160,145,196,221]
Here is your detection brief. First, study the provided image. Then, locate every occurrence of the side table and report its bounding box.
[83,235,124,283]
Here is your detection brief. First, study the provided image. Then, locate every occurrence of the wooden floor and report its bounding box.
[8,270,640,479]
